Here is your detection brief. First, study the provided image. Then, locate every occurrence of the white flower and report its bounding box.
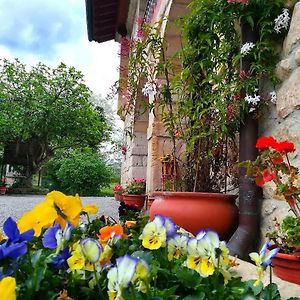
[240,42,255,55]
[142,81,157,97]
[244,93,261,106]
[274,9,290,33]
[270,91,277,104]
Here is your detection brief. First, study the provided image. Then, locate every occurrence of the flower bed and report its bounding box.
[0,191,295,299]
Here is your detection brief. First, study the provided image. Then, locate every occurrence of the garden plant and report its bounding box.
[1,190,299,299]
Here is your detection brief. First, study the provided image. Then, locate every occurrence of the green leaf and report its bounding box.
[261,283,281,300]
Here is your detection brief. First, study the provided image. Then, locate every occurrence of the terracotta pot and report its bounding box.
[123,194,145,210]
[150,192,238,240]
[114,193,123,201]
[147,197,155,210]
[0,186,6,195]
[271,250,300,285]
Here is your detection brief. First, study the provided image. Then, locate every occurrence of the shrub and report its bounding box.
[56,149,113,196]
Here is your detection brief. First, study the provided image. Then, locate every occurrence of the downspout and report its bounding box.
[227,22,262,260]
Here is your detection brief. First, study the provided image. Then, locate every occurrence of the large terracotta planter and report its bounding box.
[123,194,146,210]
[147,196,155,210]
[150,192,238,240]
[271,251,300,285]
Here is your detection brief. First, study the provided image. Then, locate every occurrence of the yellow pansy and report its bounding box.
[18,191,98,236]
[167,234,189,261]
[18,202,57,236]
[139,220,166,250]
[67,249,85,270]
[45,191,98,228]
[100,244,113,266]
[44,191,83,227]
[187,256,214,276]
[186,231,222,277]
[132,260,149,293]
[125,220,137,228]
[82,204,98,214]
[0,276,16,300]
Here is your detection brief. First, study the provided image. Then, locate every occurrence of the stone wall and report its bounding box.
[260,1,300,242]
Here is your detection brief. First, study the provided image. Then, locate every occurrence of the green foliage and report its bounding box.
[0,59,111,178]
[56,149,113,196]
[124,178,146,195]
[1,193,298,299]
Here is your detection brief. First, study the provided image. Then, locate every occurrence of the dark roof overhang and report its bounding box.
[85,0,130,43]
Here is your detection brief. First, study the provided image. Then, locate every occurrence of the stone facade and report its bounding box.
[119,0,300,245]
[260,2,300,242]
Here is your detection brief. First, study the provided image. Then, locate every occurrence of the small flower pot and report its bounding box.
[114,193,123,201]
[123,194,145,210]
[271,250,300,285]
[0,186,7,195]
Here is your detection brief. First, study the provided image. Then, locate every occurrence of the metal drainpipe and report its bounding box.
[227,22,262,260]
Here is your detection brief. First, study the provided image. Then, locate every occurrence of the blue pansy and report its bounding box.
[0,217,33,262]
[3,217,34,246]
[42,222,73,251]
[51,247,71,269]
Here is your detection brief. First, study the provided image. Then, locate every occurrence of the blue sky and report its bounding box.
[0,0,120,97]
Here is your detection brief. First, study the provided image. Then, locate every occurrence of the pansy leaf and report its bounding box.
[131,250,154,265]
[245,279,263,296]
[175,267,201,288]
[26,250,48,293]
[183,294,205,300]
[261,283,281,300]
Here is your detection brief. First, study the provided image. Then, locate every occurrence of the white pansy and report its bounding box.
[240,42,255,55]
[142,81,157,97]
[107,254,139,299]
[270,91,277,104]
[274,9,290,33]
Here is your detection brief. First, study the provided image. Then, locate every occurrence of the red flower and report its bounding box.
[239,70,250,81]
[255,169,276,186]
[113,185,124,193]
[256,136,278,149]
[274,140,295,154]
[255,173,264,186]
[262,169,276,183]
[271,154,283,165]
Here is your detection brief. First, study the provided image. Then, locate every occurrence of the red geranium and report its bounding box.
[256,136,277,149]
[274,140,295,154]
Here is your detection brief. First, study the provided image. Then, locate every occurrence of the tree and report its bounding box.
[0,59,111,186]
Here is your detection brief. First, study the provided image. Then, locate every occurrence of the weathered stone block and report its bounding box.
[277,67,300,117]
[276,57,294,81]
[283,2,300,55]
[295,47,300,65]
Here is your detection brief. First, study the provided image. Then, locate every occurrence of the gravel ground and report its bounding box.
[0,194,120,227]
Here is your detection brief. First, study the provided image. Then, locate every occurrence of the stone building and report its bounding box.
[86,0,300,238]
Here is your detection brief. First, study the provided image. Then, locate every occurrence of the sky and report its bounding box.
[0,0,120,103]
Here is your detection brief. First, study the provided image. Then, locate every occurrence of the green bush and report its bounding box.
[56,149,113,196]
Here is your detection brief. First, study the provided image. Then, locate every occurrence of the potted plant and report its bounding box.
[123,178,146,209]
[118,1,291,239]
[112,184,124,201]
[0,177,7,195]
[241,136,300,284]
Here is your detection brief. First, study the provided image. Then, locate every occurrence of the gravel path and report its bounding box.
[0,194,120,227]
